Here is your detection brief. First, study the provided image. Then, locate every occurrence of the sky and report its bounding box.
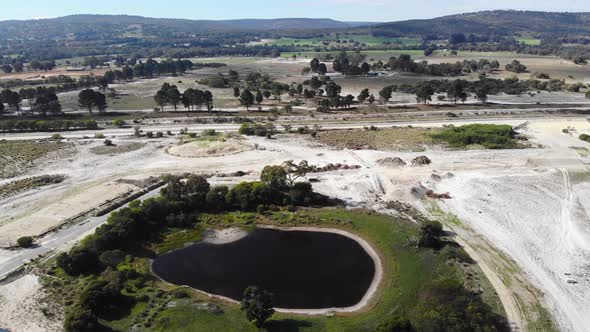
[1,0,590,22]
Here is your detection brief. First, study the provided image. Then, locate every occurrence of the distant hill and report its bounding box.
[0,15,372,41]
[370,10,590,39]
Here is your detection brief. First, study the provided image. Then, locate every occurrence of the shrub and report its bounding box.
[94,133,105,139]
[580,134,590,143]
[64,307,101,332]
[98,249,126,268]
[188,132,197,138]
[16,236,34,248]
[103,139,113,146]
[203,129,216,136]
[419,220,444,248]
[156,131,164,138]
[112,119,125,128]
[50,133,63,140]
[146,131,154,138]
[225,181,270,210]
[431,124,517,149]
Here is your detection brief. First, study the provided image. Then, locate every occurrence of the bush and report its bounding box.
[156,131,164,138]
[225,181,270,210]
[98,249,126,268]
[188,132,197,138]
[64,307,102,332]
[103,139,113,146]
[419,220,444,248]
[50,133,63,140]
[580,134,590,143]
[94,133,105,139]
[146,131,153,138]
[239,123,269,137]
[432,124,517,149]
[16,236,34,248]
[112,119,125,128]
[203,129,216,136]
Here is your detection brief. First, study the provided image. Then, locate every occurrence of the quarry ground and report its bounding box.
[1,115,590,331]
[1,51,590,331]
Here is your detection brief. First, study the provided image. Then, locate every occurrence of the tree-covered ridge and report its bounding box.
[369,10,590,39]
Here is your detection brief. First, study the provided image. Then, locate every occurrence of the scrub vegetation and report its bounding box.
[431,124,520,149]
[41,165,508,331]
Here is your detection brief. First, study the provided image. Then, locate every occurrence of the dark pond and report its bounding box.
[152,228,375,309]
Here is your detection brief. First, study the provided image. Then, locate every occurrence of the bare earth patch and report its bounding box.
[0,274,62,332]
[0,140,72,179]
[90,142,146,155]
[0,181,138,246]
[317,127,443,151]
[0,175,66,199]
[167,139,251,158]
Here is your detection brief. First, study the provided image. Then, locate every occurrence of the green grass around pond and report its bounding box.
[44,208,508,332]
[153,226,204,254]
[150,209,508,332]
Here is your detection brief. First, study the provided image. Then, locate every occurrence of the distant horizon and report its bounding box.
[2,8,590,24]
[1,0,590,22]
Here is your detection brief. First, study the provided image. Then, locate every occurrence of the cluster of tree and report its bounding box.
[378,76,571,106]
[331,51,371,76]
[0,89,23,115]
[78,89,107,114]
[57,165,322,277]
[1,62,23,73]
[504,60,528,73]
[153,83,213,112]
[385,54,501,76]
[29,60,57,72]
[182,88,214,112]
[232,73,290,110]
[154,83,182,111]
[0,119,98,132]
[57,168,322,331]
[130,59,194,78]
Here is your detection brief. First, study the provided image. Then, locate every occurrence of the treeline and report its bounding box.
[384,54,502,76]
[56,165,327,331]
[0,119,98,132]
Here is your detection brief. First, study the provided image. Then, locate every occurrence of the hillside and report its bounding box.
[0,15,369,41]
[370,10,590,39]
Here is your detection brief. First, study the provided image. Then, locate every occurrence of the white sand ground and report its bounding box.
[0,275,61,332]
[1,117,590,330]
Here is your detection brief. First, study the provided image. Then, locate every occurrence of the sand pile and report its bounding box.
[411,156,432,166]
[376,157,407,167]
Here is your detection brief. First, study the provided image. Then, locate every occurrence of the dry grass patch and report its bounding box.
[0,140,71,179]
[90,142,146,155]
[0,174,66,199]
[168,138,250,158]
[317,127,444,151]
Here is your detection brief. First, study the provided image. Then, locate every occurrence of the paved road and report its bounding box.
[1,108,589,141]
[0,189,160,279]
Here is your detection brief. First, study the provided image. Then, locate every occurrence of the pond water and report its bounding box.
[152,228,376,309]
